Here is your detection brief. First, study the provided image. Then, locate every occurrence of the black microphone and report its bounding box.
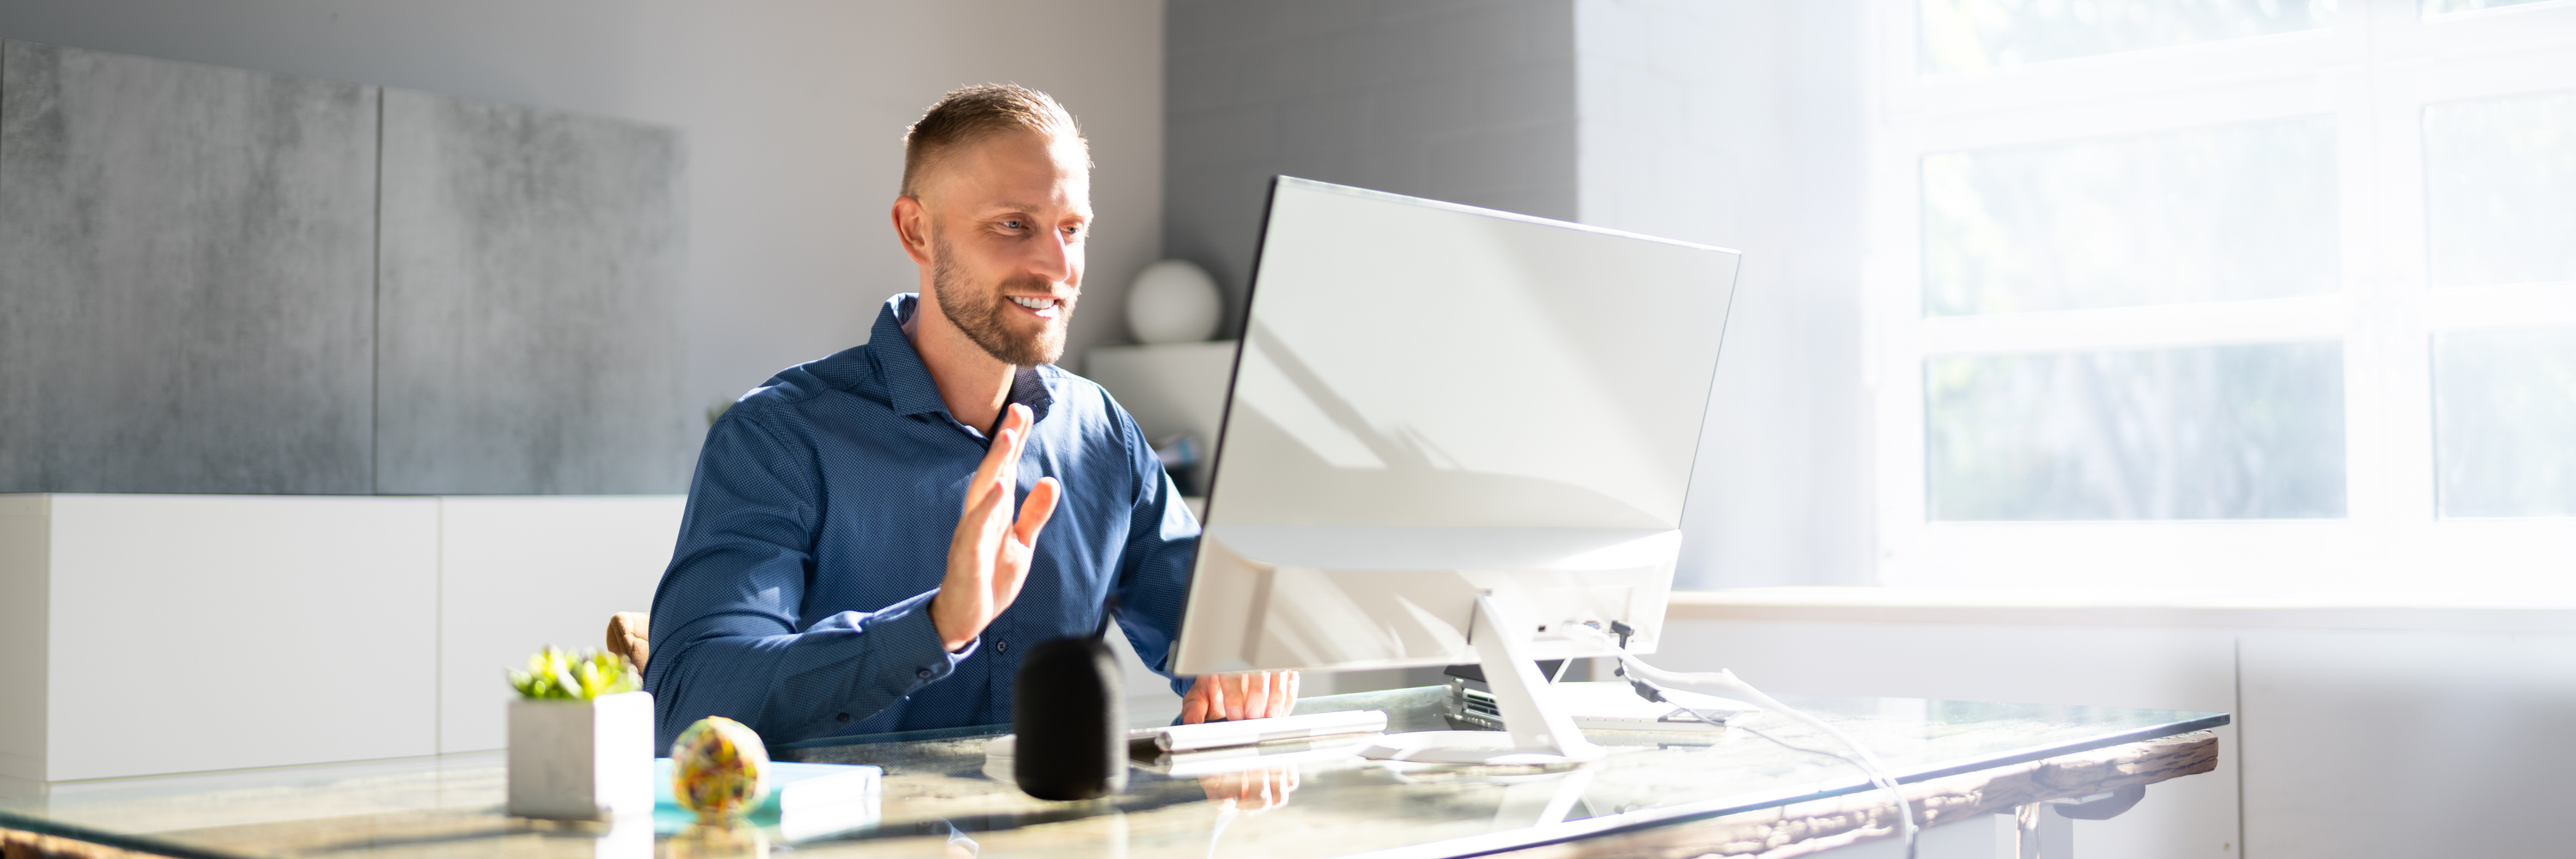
[1010,597,1127,800]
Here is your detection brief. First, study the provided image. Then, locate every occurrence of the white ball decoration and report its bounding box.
[1125,259,1224,344]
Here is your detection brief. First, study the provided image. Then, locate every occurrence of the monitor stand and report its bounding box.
[1358,594,1607,766]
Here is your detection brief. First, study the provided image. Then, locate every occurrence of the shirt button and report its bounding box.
[996,639,1009,653]
[917,668,933,679]
[835,712,850,723]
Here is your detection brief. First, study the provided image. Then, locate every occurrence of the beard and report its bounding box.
[929,235,1077,367]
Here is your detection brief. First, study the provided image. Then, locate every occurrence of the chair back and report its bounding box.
[606,612,650,670]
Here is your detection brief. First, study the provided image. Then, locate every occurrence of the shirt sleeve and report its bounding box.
[1105,407,1200,697]
[642,409,975,750]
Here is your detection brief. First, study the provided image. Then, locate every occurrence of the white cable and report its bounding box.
[1559,624,1918,859]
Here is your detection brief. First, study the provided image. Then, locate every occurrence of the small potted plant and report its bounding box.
[506,646,653,820]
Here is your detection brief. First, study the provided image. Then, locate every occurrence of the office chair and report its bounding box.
[606,612,650,670]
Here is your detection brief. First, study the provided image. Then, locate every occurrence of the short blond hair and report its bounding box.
[901,83,1085,198]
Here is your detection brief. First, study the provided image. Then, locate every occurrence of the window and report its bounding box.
[1868,0,2576,592]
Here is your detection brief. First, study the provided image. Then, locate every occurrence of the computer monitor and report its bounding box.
[1170,177,1741,764]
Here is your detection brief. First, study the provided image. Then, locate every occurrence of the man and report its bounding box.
[644,84,1292,749]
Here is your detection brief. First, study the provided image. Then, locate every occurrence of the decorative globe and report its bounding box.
[670,716,771,821]
[1126,259,1223,344]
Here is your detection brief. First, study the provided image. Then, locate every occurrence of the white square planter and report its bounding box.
[507,691,654,820]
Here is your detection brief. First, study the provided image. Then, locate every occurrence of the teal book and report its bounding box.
[651,758,882,842]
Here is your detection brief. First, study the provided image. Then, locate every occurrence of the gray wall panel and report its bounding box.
[1164,0,1578,336]
[375,89,690,494]
[0,40,378,494]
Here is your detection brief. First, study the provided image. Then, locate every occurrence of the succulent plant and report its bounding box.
[508,646,641,700]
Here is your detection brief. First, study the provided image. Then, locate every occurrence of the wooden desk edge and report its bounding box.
[2,825,154,859]
[1488,730,2221,859]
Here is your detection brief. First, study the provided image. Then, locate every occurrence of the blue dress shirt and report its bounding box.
[644,294,1197,750]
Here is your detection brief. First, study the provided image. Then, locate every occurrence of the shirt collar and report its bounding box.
[868,294,1054,427]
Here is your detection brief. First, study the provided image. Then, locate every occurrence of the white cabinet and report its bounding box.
[2239,630,2576,859]
[0,493,682,784]
[1662,596,2576,859]
[437,497,685,753]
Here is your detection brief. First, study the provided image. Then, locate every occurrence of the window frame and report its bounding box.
[1861,0,2576,594]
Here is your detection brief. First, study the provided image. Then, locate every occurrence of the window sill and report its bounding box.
[1666,587,2576,633]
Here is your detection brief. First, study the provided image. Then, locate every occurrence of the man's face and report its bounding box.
[919,128,1091,366]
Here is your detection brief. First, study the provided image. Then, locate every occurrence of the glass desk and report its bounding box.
[0,687,2227,859]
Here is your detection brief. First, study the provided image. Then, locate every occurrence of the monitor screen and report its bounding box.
[1171,178,1741,675]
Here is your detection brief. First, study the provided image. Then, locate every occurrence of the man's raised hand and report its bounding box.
[932,404,1060,652]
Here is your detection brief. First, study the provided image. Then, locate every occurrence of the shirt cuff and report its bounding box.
[868,588,976,685]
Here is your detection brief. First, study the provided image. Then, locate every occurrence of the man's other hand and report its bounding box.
[932,404,1061,652]
[1181,670,1300,724]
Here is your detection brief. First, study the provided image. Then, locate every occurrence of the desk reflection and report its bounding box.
[1197,763,1301,813]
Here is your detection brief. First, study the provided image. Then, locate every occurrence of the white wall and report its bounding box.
[0,0,1167,422]
[1575,0,1874,588]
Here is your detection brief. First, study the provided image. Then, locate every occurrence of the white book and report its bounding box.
[652,758,881,842]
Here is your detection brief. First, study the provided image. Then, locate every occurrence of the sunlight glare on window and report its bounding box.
[2423,0,2563,15]
[2425,90,2576,288]
[1918,0,2335,75]
[1922,118,2338,316]
[2435,326,2576,518]
[1928,343,2347,521]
